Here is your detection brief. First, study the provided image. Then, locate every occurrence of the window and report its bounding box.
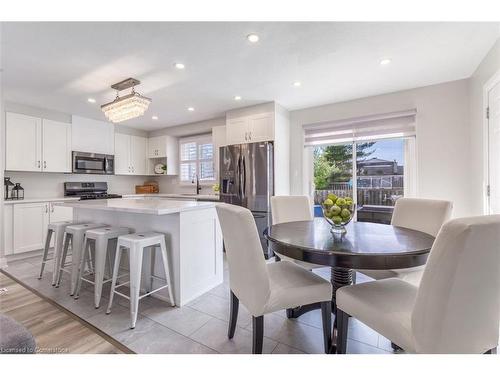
[179,135,215,183]
[313,138,414,224]
[306,110,417,224]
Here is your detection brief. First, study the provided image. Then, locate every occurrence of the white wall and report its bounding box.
[149,117,226,194]
[468,38,500,214]
[289,79,473,218]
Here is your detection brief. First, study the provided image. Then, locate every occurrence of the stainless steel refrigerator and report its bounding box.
[219,141,274,258]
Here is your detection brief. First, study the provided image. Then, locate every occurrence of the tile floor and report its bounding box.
[2,254,396,354]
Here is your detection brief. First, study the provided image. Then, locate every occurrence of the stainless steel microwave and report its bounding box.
[72,151,114,175]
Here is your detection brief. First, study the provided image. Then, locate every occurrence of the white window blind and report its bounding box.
[179,135,215,183]
[303,109,417,147]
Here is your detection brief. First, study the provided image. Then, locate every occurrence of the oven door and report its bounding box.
[72,152,111,174]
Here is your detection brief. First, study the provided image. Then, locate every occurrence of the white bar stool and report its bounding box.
[38,220,77,285]
[56,223,106,295]
[106,232,175,329]
[74,226,131,308]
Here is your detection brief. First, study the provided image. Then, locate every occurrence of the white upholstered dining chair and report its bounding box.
[216,203,333,354]
[271,195,323,270]
[359,197,453,285]
[336,215,500,354]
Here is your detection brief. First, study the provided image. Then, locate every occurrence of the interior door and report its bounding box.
[114,133,130,175]
[42,119,72,172]
[5,112,42,172]
[488,81,500,214]
[130,135,147,175]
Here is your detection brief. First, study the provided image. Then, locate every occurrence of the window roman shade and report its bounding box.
[303,109,417,147]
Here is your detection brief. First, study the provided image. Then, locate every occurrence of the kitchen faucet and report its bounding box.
[192,173,202,195]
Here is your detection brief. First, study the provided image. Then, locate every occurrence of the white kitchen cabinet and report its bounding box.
[71,115,115,155]
[5,201,74,255]
[5,112,72,173]
[49,202,74,223]
[147,135,178,175]
[225,112,274,145]
[5,112,42,172]
[114,133,130,175]
[130,135,147,175]
[42,119,72,172]
[114,133,148,175]
[13,202,49,254]
[226,117,248,145]
[4,205,13,256]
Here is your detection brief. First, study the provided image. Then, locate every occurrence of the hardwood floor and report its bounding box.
[0,272,131,354]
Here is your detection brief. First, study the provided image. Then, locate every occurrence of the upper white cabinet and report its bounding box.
[226,112,274,145]
[5,112,71,173]
[42,119,72,172]
[147,135,178,175]
[114,133,148,175]
[72,115,115,155]
[5,112,42,172]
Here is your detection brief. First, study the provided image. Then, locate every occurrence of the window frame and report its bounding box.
[178,134,216,185]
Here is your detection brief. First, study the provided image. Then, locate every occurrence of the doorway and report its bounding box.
[488,80,500,214]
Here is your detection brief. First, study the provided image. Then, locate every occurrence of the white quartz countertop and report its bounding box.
[122,193,220,201]
[56,198,216,215]
[3,197,80,205]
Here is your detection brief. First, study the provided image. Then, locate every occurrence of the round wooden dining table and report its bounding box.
[264,217,435,351]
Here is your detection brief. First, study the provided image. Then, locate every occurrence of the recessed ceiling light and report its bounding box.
[247,33,259,43]
[187,107,195,112]
[234,96,242,101]
[174,63,185,70]
[380,58,392,65]
[87,98,96,103]
[152,116,158,120]
[293,81,302,87]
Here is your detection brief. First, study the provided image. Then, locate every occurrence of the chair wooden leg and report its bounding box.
[320,301,332,354]
[252,315,264,354]
[336,309,349,354]
[485,347,497,354]
[228,290,239,339]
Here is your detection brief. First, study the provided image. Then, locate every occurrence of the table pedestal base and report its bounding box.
[285,267,353,353]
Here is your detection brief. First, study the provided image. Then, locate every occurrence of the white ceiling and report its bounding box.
[2,22,499,130]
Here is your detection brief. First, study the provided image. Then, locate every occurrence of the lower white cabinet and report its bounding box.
[5,201,74,255]
[13,202,49,254]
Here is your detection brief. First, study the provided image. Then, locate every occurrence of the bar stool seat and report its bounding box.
[38,220,78,285]
[56,223,106,294]
[74,226,131,308]
[106,232,175,329]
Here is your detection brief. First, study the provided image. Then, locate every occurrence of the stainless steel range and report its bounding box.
[64,182,122,200]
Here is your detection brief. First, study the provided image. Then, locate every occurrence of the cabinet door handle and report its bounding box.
[45,204,48,213]
[244,132,247,141]
[51,205,54,213]
[249,132,252,140]
[43,161,47,169]
[37,160,41,169]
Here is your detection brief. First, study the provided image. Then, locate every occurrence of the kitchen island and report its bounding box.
[57,198,223,306]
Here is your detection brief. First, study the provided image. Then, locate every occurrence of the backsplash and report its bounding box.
[4,172,155,198]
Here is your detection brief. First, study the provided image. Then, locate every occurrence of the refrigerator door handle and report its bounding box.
[242,155,246,201]
[237,154,243,200]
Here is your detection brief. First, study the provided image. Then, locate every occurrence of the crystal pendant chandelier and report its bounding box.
[101,78,151,123]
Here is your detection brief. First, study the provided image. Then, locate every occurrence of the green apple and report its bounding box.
[331,205,341,215]
[336,197,346,206]
[323,198,334,206]
[327,193,338,202]
[341,208,351,219]
[332,216,342,225]
[324,209,334,218]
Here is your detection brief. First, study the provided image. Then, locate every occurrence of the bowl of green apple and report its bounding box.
[321,194,355,235]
